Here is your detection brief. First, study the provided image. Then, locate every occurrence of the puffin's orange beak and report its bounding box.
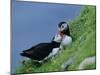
[59,31,64,38]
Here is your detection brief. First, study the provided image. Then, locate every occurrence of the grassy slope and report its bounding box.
[16,5,96,74]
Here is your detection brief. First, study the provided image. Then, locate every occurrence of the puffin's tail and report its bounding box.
[20,52,26,57]
[20,51,32,58]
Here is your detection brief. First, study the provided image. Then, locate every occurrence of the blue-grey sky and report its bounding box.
[12,0,83,73]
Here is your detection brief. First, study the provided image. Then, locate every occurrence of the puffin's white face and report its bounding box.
[53,34,62,43]
[58,23,68,31]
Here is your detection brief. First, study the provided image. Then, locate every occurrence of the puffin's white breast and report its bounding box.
[60,35,72,49]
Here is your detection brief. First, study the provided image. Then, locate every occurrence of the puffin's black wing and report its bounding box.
[20,43,53,61]
[20,43,47,58]
[29,43,53,61]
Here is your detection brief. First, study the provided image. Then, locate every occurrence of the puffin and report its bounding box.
[58,21,72,49]
[38,21,73,61]
[20,33,63,63]
[44,21,73,60]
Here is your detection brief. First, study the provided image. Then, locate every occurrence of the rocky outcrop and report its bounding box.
[78,56,96,70]
[61,57,74,71]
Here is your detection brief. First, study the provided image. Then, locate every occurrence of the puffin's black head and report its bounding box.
[58,21,70,36]
[58,22,66,28]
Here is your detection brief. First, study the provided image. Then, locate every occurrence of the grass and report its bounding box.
[15,5,96,74]
[84,63,96,70]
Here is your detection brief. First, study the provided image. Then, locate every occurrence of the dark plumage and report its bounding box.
[20,34,62,62]
[20,41,60,61]
[58,22,66,27]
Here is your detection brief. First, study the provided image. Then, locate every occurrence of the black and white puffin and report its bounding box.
[20,33,63,63]
[46,22,73,59]
[58,21,72,49]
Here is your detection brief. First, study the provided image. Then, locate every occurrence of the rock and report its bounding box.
[61,58,74,71]
[78,56,96,70]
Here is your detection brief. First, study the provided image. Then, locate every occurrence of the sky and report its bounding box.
[11,0,83,73]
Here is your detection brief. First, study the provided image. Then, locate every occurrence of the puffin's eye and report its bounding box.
[61,25,64,28]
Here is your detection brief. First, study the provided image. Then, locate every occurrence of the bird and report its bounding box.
[20,33,63,63]
[58,21,72,49]
[47,21,73,60]
[47,21,73,59]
